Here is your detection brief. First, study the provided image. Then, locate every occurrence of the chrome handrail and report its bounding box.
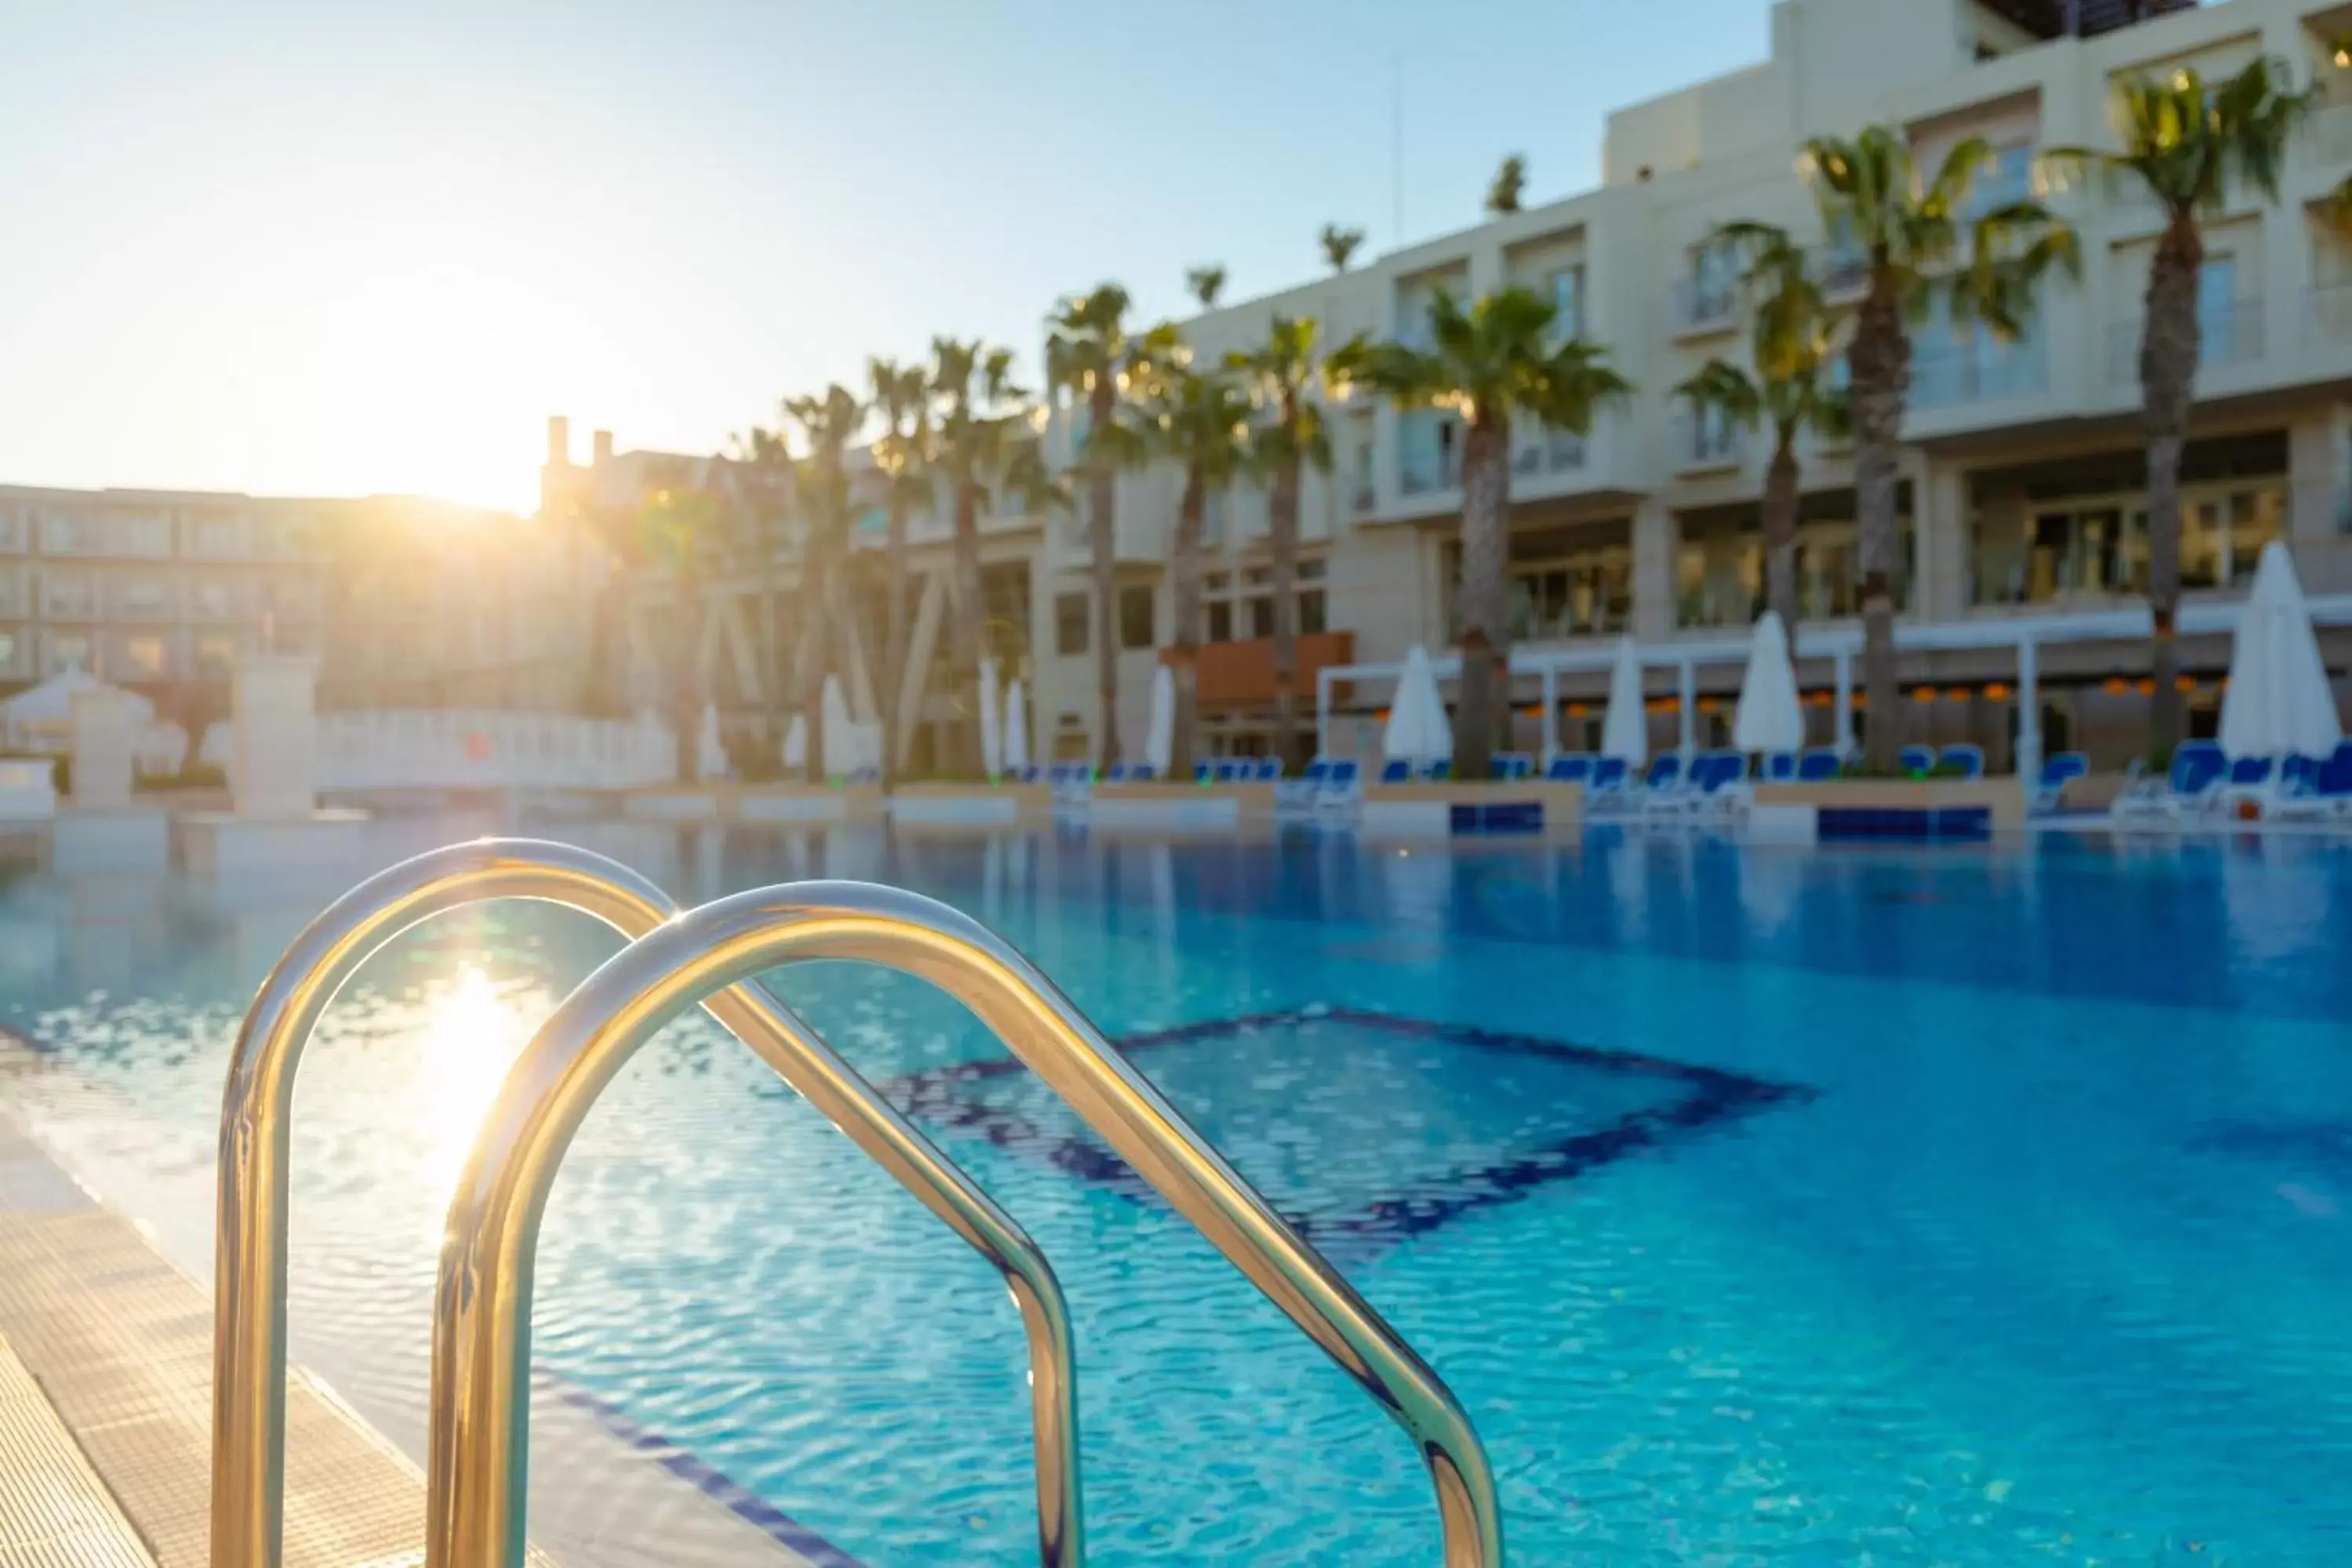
[211,840,1080,1568]
[427,880,1502,1568]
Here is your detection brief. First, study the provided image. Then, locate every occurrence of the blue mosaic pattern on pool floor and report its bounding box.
[883,1007,1815,1262]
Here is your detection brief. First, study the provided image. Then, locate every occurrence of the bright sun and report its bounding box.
[418,964,528,1189]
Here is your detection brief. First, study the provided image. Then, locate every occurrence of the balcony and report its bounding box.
[1178,630,1356,708]
[2103,297,2265,385]
[2305,101,2352,169]
[1671,413,1745,474]
[39,586,96,619]
[1513,429,1588,477]
[1399,409,1463,496]
[1670,278,1738,336]
[1812,243,1869,299]
[2311,283,2352,345]
[1913,331,2049,409]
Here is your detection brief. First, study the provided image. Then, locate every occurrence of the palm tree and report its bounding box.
[1333,287,1631,779]
[1673,224,1849,643]
[781,384,863,779]
[1319,223,1365,274]
[1486,154,1527,216]
[639,478,727,780]
[728,424,798,749]
[2045,60,2317,760]
[1229,315,1339,768]
[929,337,1059,771]
[1798,125,2078,771]
[1138,358,1256,778]
[866,357,932,781]
[1044,285,1163,767]
[1186,265,1227,309]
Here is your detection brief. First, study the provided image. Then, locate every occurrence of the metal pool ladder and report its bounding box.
[209,838,1503,1568]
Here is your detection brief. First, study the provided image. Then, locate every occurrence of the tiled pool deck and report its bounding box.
[0,1102,817,1568]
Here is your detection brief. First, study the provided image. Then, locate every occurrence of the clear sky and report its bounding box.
[0,1,1771,514]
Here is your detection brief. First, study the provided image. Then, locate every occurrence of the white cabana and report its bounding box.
[1003,677,1030,774]
[0,669,154,744]
[820,675,858,779]
[695,703,728,782]
[781,713,808,775]
[1145,665,1175,775]
[1599,637,1649,764]
[1732,611,1805,756]
[1382,644,1450,767]
[978,659,1003,779]
[2220,541,2341,760]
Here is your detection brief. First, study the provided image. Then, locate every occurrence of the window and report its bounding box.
[0,509,23,552]
[982,561,1032,662]
[1548,264,1585,338]
[1351,436,1376,510]
[1965,143,2033,219]
[120,634,168,679]
[195,633,239,673]
[41,572,95,618]
[1200,557,1325,643]
[1690,238,1739,321]
[194,517,241,557]
[1971,478,2282,605]
[119,578,170,617]
[0,632,16,672]
[40,514,95,554]
[44,633,91,673]
[1675,500,1909,627]
[2199,256,2240,364]
[1054,592,1089,655]
[119,516,171,556]
[1118,584,1155,649]
[1400,409,1462,494]
[1201,490,1227,549]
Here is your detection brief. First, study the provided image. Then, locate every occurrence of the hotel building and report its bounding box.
[574,0,2352,773]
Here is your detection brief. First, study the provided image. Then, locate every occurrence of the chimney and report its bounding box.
[546,416,571,466]
[593,429,614,465]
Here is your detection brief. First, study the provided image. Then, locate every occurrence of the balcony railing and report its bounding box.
[2311,283,2352,344]
[1512,429,1588,477]
[1670,278,1737,335]
[1812,244,1869,299]
[2103,297,2265,383]
[1913,333,2049,410]
[1180,630,1356,708]
[2306,102,2352,167]
[1671,414,1744,473]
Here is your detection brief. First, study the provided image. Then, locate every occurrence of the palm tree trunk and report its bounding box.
[1762,431,1802,645]
[1849,278,1911,772]
[787,558,829,780]
[1453,417,1512,779]
[586,569,629,718]
[1087,382,1121,770]
[1168,475,1206,781]
[1268,451,1304,769]
[881,498,909,783]
[953,483,989,774]
[669,568,702,783]
[2141,212,2204,764]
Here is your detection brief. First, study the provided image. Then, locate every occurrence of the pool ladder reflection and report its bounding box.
[208,838,1501,1568]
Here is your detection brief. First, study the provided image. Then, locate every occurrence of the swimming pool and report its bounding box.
[4,821,2351,1563]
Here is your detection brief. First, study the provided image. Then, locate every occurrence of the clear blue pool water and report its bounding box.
[5,820,2352,1563]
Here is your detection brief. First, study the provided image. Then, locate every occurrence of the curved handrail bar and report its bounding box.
[426,880,1501,1568]
[212,841,1080,1568]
